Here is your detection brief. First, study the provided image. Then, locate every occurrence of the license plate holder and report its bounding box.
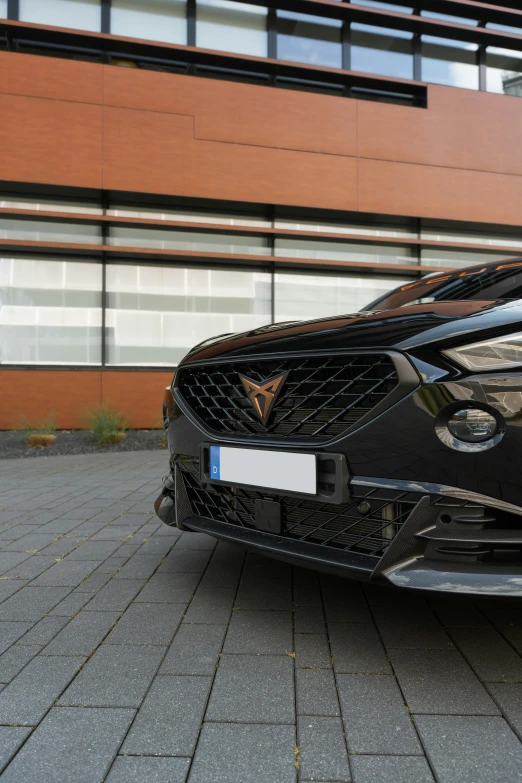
[200,444,350,504]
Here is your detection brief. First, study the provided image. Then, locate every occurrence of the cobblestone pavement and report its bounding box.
[1,453,522,782]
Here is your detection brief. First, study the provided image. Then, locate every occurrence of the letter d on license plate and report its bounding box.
[209,445,316,495]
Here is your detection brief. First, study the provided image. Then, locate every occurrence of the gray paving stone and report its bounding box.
[372,606,453,649]
[43,611,120,656]
[38,537,85,558]
[95,556,128,574]
[74,570,113,593]
[113,555,162,581]
[135,572,200,604]
[58,644,164,708]
[295,633,332,669]
[84,579,145,612]
[415,715,522,783]
[450,627,522,682]
[48,591,93,616]
[431,601,491,628]
[390,648,499,715]
[0,726,32,774]
[234,578,291,610]
[158,549,212,574]
[17,616,69,647]
[298,716,350,783]
[105,602,184,646]
[0,580,27,604]
[1,533,58,552]
[183,587,236,625]
[329,623,391,674]
[206,655,294,724]
[160,623,226,675]
[135,536,178,557]
[0,645,39,684]
[488,683,522,738]
[296,668,340,716]
[106,756,190,783]
[223,610,293,655]
[200,559,243,590]
[337,674,422,755]
[0,707,135,783]
[0,655,84,725]
[0,621,33,654]
[31,558,102,587]
[322,589,372,624]
[293,568,322,606]
[294,605,326,634]
[174,531,216,550]
[66,540,123,560]
[188,722,296,783]
[3,555,59,580]
[351,755,435,783]
[0,552,31,575]
[122,675,212,756]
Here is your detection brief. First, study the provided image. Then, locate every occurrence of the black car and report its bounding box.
[155,258,522,596]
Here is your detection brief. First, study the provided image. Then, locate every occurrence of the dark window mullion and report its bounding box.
[101,0,111,34]
[413,32,421,81]
[101,194,109,368]
[7,0,18,20]
[268,7,277,60]
[188,0,196,47]
[478,43,487,91]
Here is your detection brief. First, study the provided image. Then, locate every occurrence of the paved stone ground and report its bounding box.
[1,453,522,782]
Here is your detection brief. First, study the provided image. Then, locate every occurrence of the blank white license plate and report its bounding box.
[209,445,317,495]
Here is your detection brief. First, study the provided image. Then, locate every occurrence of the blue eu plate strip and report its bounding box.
[209,446,221,480]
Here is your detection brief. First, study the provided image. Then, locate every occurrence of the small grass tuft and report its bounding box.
[83,404,127,446]
[16,412,57,449]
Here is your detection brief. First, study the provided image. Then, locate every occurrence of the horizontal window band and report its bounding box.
[1,215,522,256]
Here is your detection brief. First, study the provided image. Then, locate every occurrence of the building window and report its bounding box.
[196,0,267,57]
[354,1,413,12]
[274,217,416,239]
[486,47,522,97]
[105,264,271,366]
[107,204,270,227]
[274,271,403,322]
[0,1,7,19]
[421,36,479,90]
[108,226,270,255]
[420,221,522,248]
[420,10,478,26]
[274,237,416,266]
[351,24,414,80]
[276,11,342,69]
[0,257,102,365]
[0,218,103,244]
[420,248,510,269]
[0,195,102,215]
[111,0,187,45]
[19,0,102,32]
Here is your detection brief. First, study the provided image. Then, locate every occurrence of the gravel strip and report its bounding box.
[0,430,166,459]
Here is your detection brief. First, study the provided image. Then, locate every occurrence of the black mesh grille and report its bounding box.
[177,459,431,557]
[176,353,399,443]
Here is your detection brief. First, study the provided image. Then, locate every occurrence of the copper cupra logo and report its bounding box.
[239,373,288,424]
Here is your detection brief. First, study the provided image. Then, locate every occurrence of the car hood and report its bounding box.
[182,299,522,364]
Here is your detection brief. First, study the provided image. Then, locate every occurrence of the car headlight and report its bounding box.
[443,331,522,371]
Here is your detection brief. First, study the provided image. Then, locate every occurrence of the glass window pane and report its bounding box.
[0,1,7,18]
[108,204,269,226]
[0,219,102,244]
[105,264,272,366]
[274,218,415,238]
[421,11,478,26]
[275,237,416,265]
[19,0,101,32]
[275,271,406,321]
[421,36,478,89]
[277,11,342,69]
[421,222,522,248]
[197,0,267,57]
[108,226,269,255]
[0,257,102,365]
[486,22,522,36]
[351,23,413,79]
[486,47,522,96]
[354,1,413,13]
[0,195,102,214]
[420,248,510,269]
[111,0,186,45]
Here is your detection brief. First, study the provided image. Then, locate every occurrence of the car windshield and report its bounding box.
[366,258,522,310]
